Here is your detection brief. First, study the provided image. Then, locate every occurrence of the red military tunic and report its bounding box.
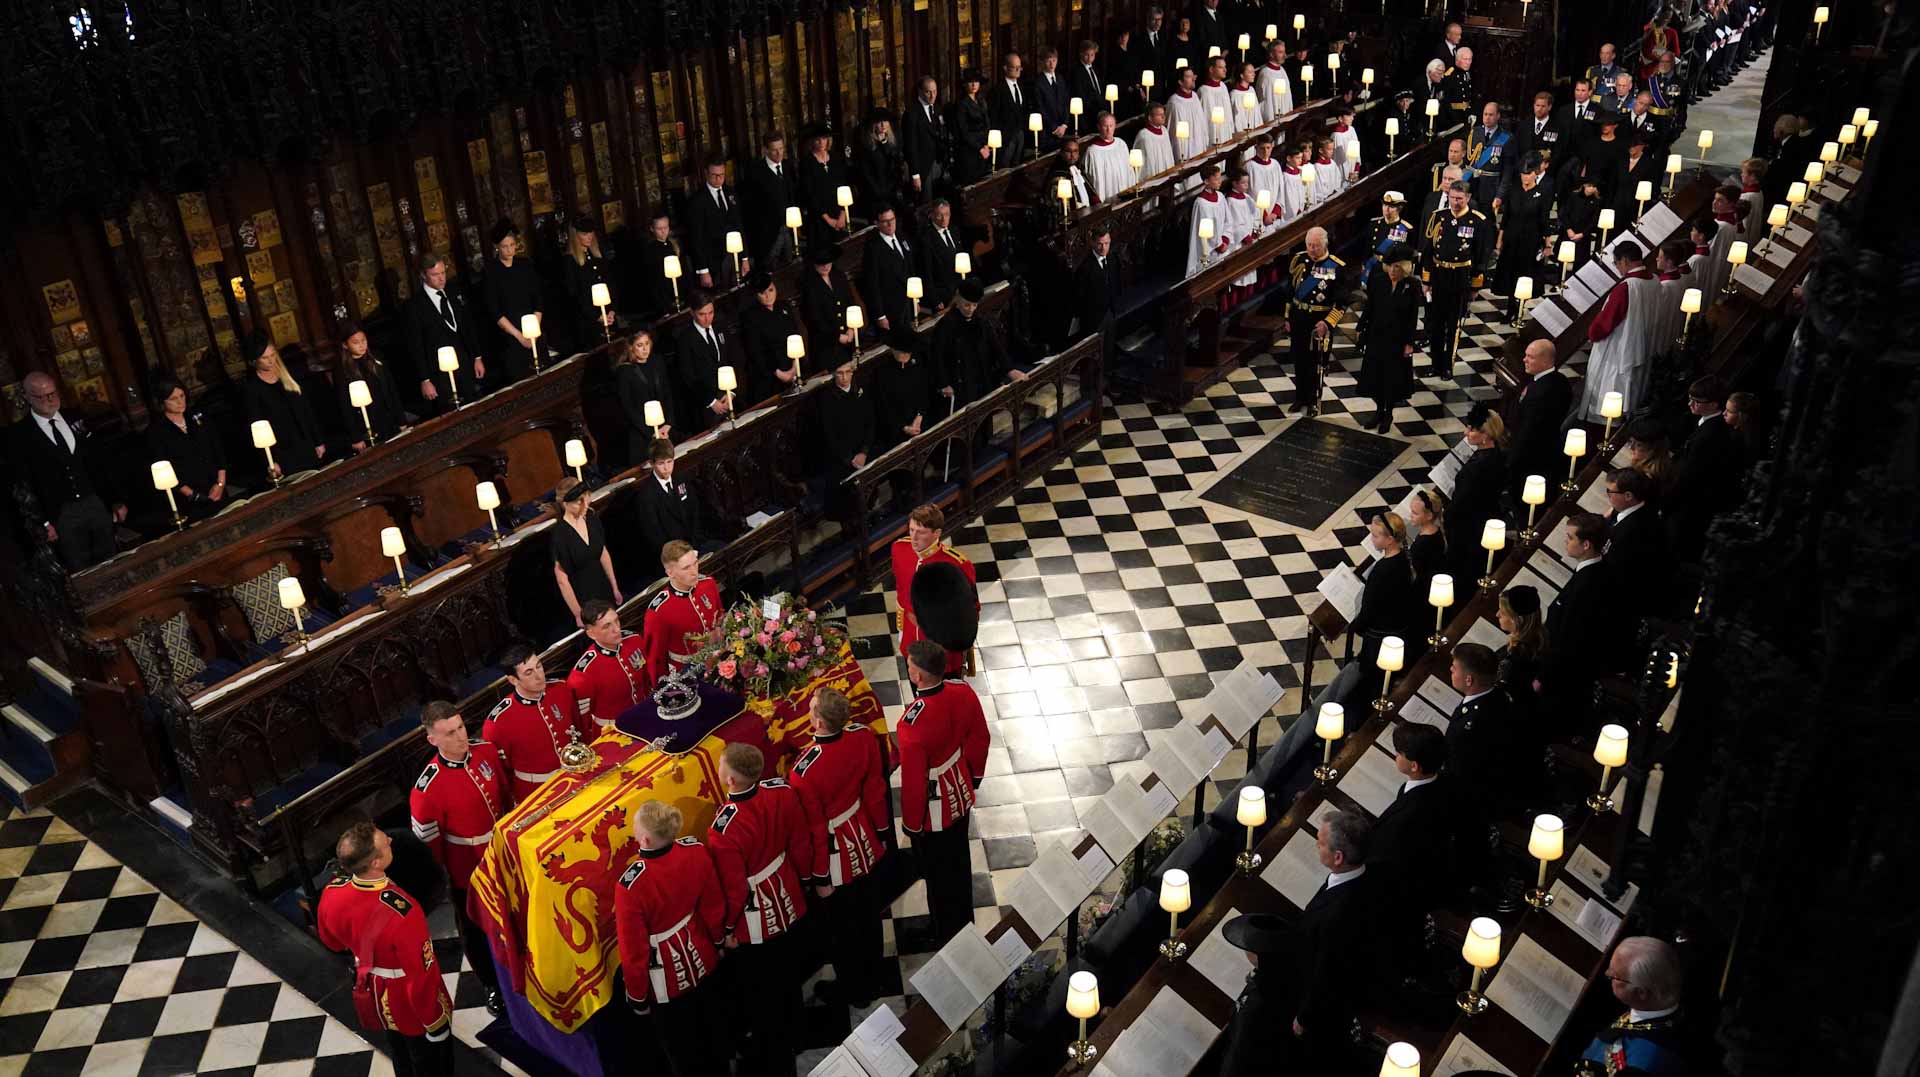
[897,679,991,833]
[789,726,891,886]
[480,682,587,803]
[408,741,509,889]
[613,836,728,1009]
[641,576,723,688]
[566,634,648,731]
[316,875,453,1040]
[707,778,826,945]
[892,538,977,675]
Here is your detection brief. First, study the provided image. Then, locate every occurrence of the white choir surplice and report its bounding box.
[1132,124,1177,182]
[1196,80,1234,145]
[1231,86,1263,134]
[1223,191,1260,286]
[1310,157,1346,203]
[1246,157,1287,221]
[1256,63,1295,121]
[1330,125,1363,178]
[1651,272,1689,349]
[1084,137,1136,203]
[1686,251,1714,309]
[1187,190,1231,278]
[1167,91,1212,159]
[1582,270,1665,420]
[1702,220,1737,300]
[1278,166,1309,219]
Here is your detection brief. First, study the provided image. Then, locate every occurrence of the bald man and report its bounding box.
[1505,339,1573,506]
[10,372,123,568]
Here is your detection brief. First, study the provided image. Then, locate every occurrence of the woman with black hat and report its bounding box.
[855,110,908,216]
[1215,911,1291,1075]
[948,71,992,186]
[1359,242,1421,433]
[550,476,621,629]
[239,332,326,481]
[739,269,805,406]
[1497,584,1550,708]
[1446,403,1512,585]
[801,242,856,370]
[799,124,852,237]
[333,321,409,451]
[559,215,612,353]
[482,218,545,384]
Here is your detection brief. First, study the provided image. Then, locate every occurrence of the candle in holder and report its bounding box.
[786,334,806,385]
[1028,112,1043,158]
[1765,203,1789,248]
[1328,54,1340,75]
[1175,119,1190,144]
[1314,702,1344,781]
[591,282,612,340]
[1384,117,1399,155]
[1557,240,1577,287]
[1069,95,1084,133]
[1524,813,1565,908]
[1804,160,1824,186]
[1255,188,1273,214]
[1129,147,1145,180]
[905,276,924,306]
[1237,32,1251,60]
[1362,67,1374,88]
[521,313,543,373]
[1839,123,1857,148]
[1240,89,1257,116]
[1600,391,1625,447]
[1664,152,1683,198]
[1104,83,1119,106]
[1264,22,1278,41]
[1056,176,1074,221]
[1813,5,1829,40]
[1424,96,1440,135]
[1520,474,1549,542]
[1197,216,1215,264]
[1300,64,1314,95]
[1209,105,1226,138]
[1786,180,1808,208]
[1634,180,1652,218]
[1234,786,1266,874]
[845,305,865,348]
[1141,69,1155,91]
[1458,917,1502,1015]
[1853,107,1871,127]
[475,481,502,541]
[1514,275,1534,325]
[1158,870,1191,962]
[1561,427,1588,492]
[437,345,462,406]
[1679,287,1702,342]
[1208,45,1222,59]
[252,419,281,484]
[1818,141,1838,165]
[643,399,665,440]
[717,365,737,423]
[725,230,744,276]
[1598,207,1616,244]
[662,254,683,307]
[347,379,377,444]
[152,461,185,530]
[954,251,971,278]
[277,576,310,653]
[381,526,409,594]
[1427,573,1454,647]
[1863,118,1878,159]
[1293,13,1306,32]
[1381,1043,1420,1077]
[564,438,587,482]
[1372,637,1404,714]
[1065,972,1100,1067]
[1589,723,1630,811]
[1478,520,1506,591]
[988,128,1003,168]
[1724,240,1748,294]
[785,205,803,248]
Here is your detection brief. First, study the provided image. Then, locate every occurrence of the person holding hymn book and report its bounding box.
[1131,102,1177,181]
[240,334,326,481]
[334,322,408,452]
[1445,403,1511,584]
[481,219,544,384]
[1308,511,1418,717]
[1359,242,1421,433]
[613,330,674,467]
[1506,339,1575,508]
[948,71,992,187]
[1577,936,1693,1075]
[1406,487,1449,581]
[1583,241,1663,422]
[1083,112,1135,203]
[1167,66,1211,161]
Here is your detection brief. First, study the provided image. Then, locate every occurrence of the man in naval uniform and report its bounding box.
[1284,226,1353,417]
[1577,936,1693,1075]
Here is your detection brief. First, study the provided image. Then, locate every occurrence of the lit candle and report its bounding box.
[662,254,683,306]
[1065,971,1100,1061]
[785,205,802,247]
[1159,868,1191,960]
[1666,153,1683,174]
[1460,916,1502,1012]
[716,365,737,419]
[1525,813,1565,906]
[1697,129,1714,151]
[1255,188,1273,213]
[1070,96,1084,133]
[1590,724,1630,811]
[1680,287,1702,340]
[348,379,376,443]
[1427,572,1454,646]
[1514,276,1533,301]
[1819,141,1838,164]
[988,129,1003,168]
[521,313,543,372]
[152,461,183,528]
[591,282,611,340]
[1601,391,1624,446]
[1142,69,1155,90]
[1727,240,1748,266]
[1634,180,1653,215]
[1838,123,1857,146]
[954,251,971,278]
[279,575,309,650]
[1208,45,1222,58]
[1562,427,1587,491]
[642,399,665,440]
[1056,176,1074,221]
[1478,519,1505,589]
[1813,5,1829,37]
[1853,107,1870,127]
[1128,147,1145,180]
[1209,105,1226,135]
[845,305,865,348]
[475,480,501,539]
[1104,83,1119,105]
[564,438,587,481]
[1240,89,1257,114]
[1301,64,1314,90]
[1381,1042,1420,1077]
[381,526,408,592]
[1293,13,1306,32]
[1786,181,1808,206]
[1197,217,1215,241]
[1237,32,1251,56]
[1598,207,1616,242]
[1174,119,1190,142]
[1327,53,1340,73]
[1362,67,1374,87]
[1374,636,1405,713]
[1315,701,1345,776]
[1265,23,1278,40]
[725,230,743,276]
[1767,203,1789,230]
[905,276,924,303]
[786,334,805,383]
[1803,160,1824,185]
[836,185,854,211]
[1028,113,1043,153]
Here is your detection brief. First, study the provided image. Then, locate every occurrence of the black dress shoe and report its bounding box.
[486,990,506,1017]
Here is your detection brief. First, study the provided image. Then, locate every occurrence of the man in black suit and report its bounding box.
[671,292,737,434]
[1069,40,1104,121]
[1189,0,1231,61]
[739,131,798,266]
[918,199,965,311]
[1286,809,1381,1071]
[10,372,123,569]
[861,202,918,334]
[1623,92,1668,154]
[1434,21,1464,67]
[400,251,487,412]
[1506,339,1573,507]
[685,158,748,293]
[1506,92,1567,191]
[1545,513,1617,736]
[1670,376,1741,560]
[1552,79,1602,206]
[1446,643,1534,810]
[635,440,711,559]
[1139,6,1171,93]
[1373,723,1456,962]
[1032,47,1073,154]
[818,356,876,525]
[1075,229,1118,340]
[901,77,950,202]
[1602,466,1671,622]
[988,52,1032,165]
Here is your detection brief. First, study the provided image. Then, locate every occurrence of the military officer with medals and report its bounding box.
[615,800,729,1077]
[1419,180,1494,379]
[641,540,723,689]
[566,600,647,732]
[1464,101,1512,208]
[1577,936,1693,1075]
[788,686,892,1009]
[892,504,976,675]
[482,644,589,803]
[1441,47,1475,121]
[1284,225,1352,418]
[317,821,455,1077]
[897,639,991,944]
[409,700,508,1015]
[1362,191,1415,286]
[708,743,827,1076]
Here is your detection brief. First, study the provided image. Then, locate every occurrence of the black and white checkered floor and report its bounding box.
[2,294,1552,1076]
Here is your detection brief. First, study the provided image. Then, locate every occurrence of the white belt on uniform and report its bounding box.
[513,768,559,784]
[929,747,964,778]
[369,966,407,979]
[649,910,695,947]
[668,651,697,664]
[747,851,788,889]
[445,830,494,847]
[828,801,864,831]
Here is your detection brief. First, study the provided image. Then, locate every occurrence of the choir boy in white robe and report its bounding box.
[1245,135,1287,222]
[1132,102,1178,181]
[1329,104,1363,180]
[1197,57,1235,145]
[1257,41,1295,121]
[1166,67,1212,161]
[1582,241,1664,420]
[1310,136,1346,203]
[1084,112,1137,203]
[1186,165,1233,278]
[1278,142,1310,219]
[1224,170,1262,288]
[1230,64,1263,135]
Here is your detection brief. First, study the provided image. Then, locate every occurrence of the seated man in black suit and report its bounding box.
[1506,339,1574,506]
[400,251,487,413]
[635,439,713,560]
[670,292,738,434]
[1545,512,1616,736]
[1374,723,1456,966]
[10,372,124,569]
[1602,466,1672,624]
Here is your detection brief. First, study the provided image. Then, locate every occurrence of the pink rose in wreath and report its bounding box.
[717,658,737,678]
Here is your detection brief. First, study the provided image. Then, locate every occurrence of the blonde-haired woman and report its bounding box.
[551,477,621,628]
[1447,401,1510,584]
[239,332,325,479]
[560,214,612,353]
[1405,487,1449,582]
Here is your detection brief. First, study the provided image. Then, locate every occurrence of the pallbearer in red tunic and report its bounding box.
[409,701,508,1011]
[317,821,454,1077]
[897,640,991,945]
[566,600,648,731]
[788,686,891,1008]
[481,643,588,803]
[642,539,723,689]
[613,800,728,1077]
[708,743,827,1075]
[893,504,976,675]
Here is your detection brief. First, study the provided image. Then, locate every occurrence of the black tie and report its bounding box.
[1012,82,1021,106]
[435,290,456,331]
[713,188,725,210]
[941,230,952,249]
[46,417,72,454]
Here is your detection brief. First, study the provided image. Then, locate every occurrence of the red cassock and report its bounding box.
[896,679,990,834]
[408,741,509,889]
[480,683,588,803]
[566,634,649,732]
[316,876,453,1040]
[893,539,977,674]
[614,836,728,1009]
[706,778,827,944]
[789,726,891,886]
[641,576,723,688]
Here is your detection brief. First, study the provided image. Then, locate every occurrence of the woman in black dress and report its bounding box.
[1496,584,1550,712]
[482,219,545,384]
[738,270,805,406]
[238,333,325,481]
[1445,403,1511,586]
[334,321,408,451]
[1557,177,1605,267]
[550,478,621,629]
[559,216,613,355]
[1493,152,1554,322]
[1343,510,1419,706]
[948,72,992,187]
[146,375,231,520]
[1405,487,1449,583]
[613,330,677,468]
[799,125,853,238]
[1359,246,1421,433]
[1584,113,1630,204]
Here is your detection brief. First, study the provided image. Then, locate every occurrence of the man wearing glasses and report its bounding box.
[1577,936,1691,1075]
[10,372,123,569]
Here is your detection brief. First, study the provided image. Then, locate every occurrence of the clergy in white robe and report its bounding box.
[1257,43,1295,121]
[1245,137,1287,224]
[1278,146,1310,219]
[1186,166,1233,278]
[1167,71,1212,160]
[1224,174,1261,287]
[1085,113,1137,203]
[1329,107,1363,179]
[1132,104,1178,181]
[1581,243,1664,420]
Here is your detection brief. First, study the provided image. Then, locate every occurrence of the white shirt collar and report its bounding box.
[1461,687,1496,705]
[1326,865,1366,889]
[1630,1005,1679,1023]
[1404,774,1439,793]
[1616,502,1643,523]
[1569,554,1602,571]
